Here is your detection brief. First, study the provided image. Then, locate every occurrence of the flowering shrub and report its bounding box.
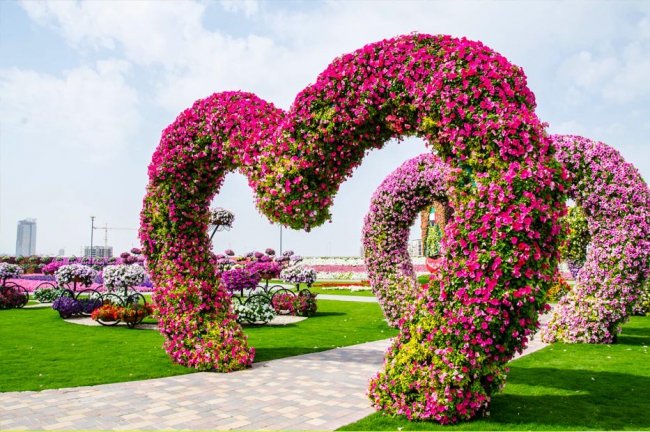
[221,267,261,294]
[363,153,449,326]
[560,205,591,278]
[249,261,282,281]
[0,285,29,309]
[294,293,318,317]
[33,287,63,303]
[103,264,147,292]
[280,265,317,286]
[91,304,122,321]
[42,261,66,275]
[139,33,566,421]
[425,223,443,257]
[547,276,571,302]
[233,297,276,324]
[210,207,235,228]
[55,264,98,287]
[271,293,296,314]
[0,263,23,280]
[542,135,650,344]
[119,304,154,321]
[632,281,649,316]
[52,296,81,316]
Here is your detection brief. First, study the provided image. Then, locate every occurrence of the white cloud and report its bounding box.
[7,0,650,256]
[0,59,140,160]
[558,51,619,89]
[602,41,650,102]
[220,0,260,17]
[548,120,589,137]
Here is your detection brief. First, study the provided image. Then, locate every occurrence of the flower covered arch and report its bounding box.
[141,33,567,421]
[542,134,650,343]
[362,153,450,326]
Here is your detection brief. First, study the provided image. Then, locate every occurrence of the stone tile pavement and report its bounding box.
[0,308,555,430]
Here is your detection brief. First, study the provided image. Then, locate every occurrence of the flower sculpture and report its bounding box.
[141,33,567,420]
[541,135,650,344]
[362,153,449,326]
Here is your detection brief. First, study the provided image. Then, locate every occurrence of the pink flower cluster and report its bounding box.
[140,33,566,420]
[363,153,449,326]
[541,135,650,343]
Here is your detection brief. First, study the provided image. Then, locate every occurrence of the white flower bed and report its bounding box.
[302,256,426,266]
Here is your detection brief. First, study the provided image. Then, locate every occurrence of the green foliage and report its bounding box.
[560,205,591,265]
[425,223,442,257]
[33,287,63,303]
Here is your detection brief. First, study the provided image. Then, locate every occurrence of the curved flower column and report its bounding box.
[541,135,650,343]
[140,92,283,371]
[141,34,567,421]
[362,153,449,326]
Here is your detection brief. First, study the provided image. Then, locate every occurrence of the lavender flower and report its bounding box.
[280,265,317,285]
[0,263,23,280]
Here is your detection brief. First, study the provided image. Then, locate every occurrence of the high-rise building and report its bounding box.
[16,219,37,256]
[58,248,65,256]
[408,239,423,257]
[84,246,113,260]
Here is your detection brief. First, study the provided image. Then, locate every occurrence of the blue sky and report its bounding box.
[1,0,649,257]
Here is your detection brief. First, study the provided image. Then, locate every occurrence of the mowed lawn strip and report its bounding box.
[339,316,650,431]
[0,300,397,392]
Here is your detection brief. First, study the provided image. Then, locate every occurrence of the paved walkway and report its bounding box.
[1,309,554,431]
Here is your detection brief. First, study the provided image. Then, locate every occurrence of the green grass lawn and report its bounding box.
[309,286,375,297]
[340,316,650,431]
[0,300,397,392]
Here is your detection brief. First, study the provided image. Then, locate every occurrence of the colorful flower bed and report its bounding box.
[140,33,566,422]
[362,153,449,326]
[302,261,429,280]
[541,135,650,344]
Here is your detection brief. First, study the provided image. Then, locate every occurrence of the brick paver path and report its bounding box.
[1,307,555,430]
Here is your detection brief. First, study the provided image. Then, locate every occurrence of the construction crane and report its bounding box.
[93,223,138,248]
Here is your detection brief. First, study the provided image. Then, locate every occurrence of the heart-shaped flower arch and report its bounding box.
[362,153,450,326]
[140,33,567,420]
[541,134,650,343]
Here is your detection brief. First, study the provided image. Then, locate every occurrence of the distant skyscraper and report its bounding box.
[84,246,113,259]
[58,248,65,256]
[16,219,37,256]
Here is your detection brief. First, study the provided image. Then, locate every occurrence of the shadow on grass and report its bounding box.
[618,326,650,345]
[483,367,650,430]
[313,311,346,317]
[342,367,650,431]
